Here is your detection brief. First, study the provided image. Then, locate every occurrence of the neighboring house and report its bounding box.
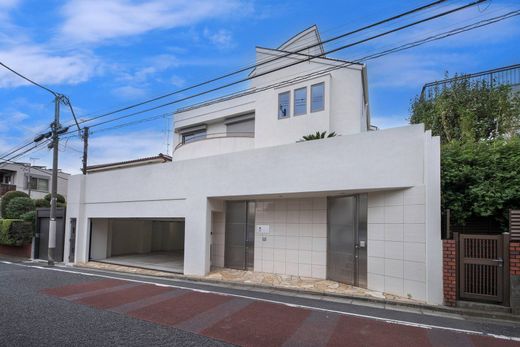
[0,161,69,200]
[66,26,443,304]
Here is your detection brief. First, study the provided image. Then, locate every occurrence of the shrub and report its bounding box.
[0,219,33,246]
[34,199,50,208]
[5,197,34,219]
[20,210,36,225]
[1,191,29,217]
[44,193,66,204]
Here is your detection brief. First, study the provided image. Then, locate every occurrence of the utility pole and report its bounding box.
[47,94,61,266]
[82,127,89,175]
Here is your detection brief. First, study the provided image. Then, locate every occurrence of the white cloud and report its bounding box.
[170,75,185,87]
[112,85,148,99]
[204,28,234,48]
[60,0,246,45]
[0,45,98,88]
[0,0,18,9]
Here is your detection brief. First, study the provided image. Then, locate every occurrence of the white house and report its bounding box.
[0,161,69,200]
[65,26,442,304]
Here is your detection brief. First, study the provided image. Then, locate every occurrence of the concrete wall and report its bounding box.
[254,198,327,278]
[65,125,442,304]
[151,221,185,252]
[110,220,153,256]
[366,188,429,301]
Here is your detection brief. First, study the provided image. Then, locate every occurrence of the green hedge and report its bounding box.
[0,219,33,246]
[34,199,50,208]
[1,191,29,217]
[4,197,34,219]
[44,193,66,204]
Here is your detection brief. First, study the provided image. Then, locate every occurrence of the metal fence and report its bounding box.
[421,64,520,99]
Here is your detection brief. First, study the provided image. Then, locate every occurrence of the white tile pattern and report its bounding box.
[254,197,327,279]
[367,187,427,301]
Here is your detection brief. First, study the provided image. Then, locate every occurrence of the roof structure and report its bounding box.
[86,153,172,173]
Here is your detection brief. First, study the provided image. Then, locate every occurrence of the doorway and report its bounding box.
[327,195,367,287]
[225,201,255,270]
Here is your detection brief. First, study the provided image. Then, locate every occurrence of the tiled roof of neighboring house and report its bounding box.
[86,153,172,173]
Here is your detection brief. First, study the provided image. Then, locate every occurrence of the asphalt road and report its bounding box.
[1,260,519,347]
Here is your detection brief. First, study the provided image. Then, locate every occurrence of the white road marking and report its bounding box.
[2,260,519,342]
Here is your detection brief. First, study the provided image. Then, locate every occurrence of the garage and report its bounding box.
[89,218,185,273]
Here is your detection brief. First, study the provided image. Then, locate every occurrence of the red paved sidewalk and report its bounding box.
[42,279,519,347]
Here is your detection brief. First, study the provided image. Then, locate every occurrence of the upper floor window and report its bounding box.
[29,177,49,192]
[278,91,290,119]
[226,115,255,136]
[182,129,207,144]
[294,87,307,116]
[311,82,325,113]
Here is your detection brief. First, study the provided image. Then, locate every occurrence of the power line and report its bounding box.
[70,7,519,140]
[0,61,58,96]
[68,0,487,130]
[68,0,451,125]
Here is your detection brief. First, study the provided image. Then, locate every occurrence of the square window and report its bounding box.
[294,87,307,116]
[278,91,290,119]
[182,129,207,144]
[311,82,325,113]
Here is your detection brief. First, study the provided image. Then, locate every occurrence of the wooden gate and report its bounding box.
[457,233,509,304]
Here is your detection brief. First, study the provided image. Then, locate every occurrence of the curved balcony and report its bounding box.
[173,132,255,161]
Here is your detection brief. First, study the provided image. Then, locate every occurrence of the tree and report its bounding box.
[301,131,337,141]
[442,138,520,229]
[410,74,520,144]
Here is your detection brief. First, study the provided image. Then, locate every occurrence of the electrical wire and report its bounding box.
[64,0,452,126]
[66,8,520,140]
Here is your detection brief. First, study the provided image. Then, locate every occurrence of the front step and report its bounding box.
[456,300,511,314]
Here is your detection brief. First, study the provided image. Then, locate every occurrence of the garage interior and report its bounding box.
[89,218,185,273]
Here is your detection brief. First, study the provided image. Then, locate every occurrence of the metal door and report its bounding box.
[225,201,255,270]
[35,208,65,262]
[69,218,77,262]
[458,233,509,304]
[327,195,367,287]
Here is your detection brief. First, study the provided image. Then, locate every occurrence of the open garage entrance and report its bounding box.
[89,218,185,273]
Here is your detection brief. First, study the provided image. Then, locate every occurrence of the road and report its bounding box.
[0,260,519,347]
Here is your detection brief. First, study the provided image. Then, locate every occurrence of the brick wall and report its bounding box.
[511,242,520,314]
[0,244,31,258]
[443,239,456,306]
[511,242,520,276]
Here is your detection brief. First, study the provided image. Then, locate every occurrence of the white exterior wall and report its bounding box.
[172,63,365,160]
[255,198,327,278]
[65,124,441,304]
[367,188,429,301]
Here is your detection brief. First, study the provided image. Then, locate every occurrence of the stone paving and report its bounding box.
[77,262,421,304]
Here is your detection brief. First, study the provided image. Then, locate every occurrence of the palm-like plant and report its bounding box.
[301,131,337,141]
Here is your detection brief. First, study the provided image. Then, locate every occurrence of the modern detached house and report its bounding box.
[65,26,442,304]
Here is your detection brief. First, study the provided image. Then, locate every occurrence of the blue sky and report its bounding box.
[1,0,519,173]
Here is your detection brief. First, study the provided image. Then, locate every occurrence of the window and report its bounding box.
[311,82,325,113]
[226,118,255,136]
[278,91,290,119]
[29,177,49,192]
[294,87,307,116]
[182,129,207,144]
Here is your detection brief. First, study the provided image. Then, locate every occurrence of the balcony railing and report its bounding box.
[420,64,520,99]
[0,183,16,196]
[175,132,255,151]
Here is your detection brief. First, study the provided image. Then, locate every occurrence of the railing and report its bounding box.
[174,132,255,151]
[421,64,520,99]
[0,183,16,196]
